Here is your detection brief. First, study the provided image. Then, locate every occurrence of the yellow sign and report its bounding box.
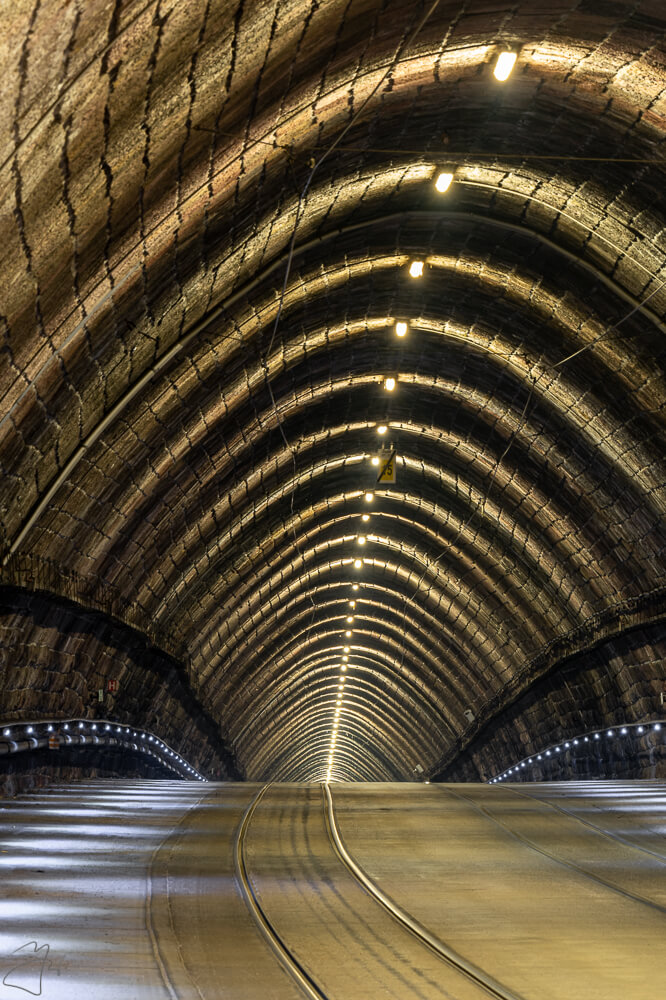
[377,451,396,484]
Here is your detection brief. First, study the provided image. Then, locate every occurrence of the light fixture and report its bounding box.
[364,492,373,503]
[342,656,349,662]
[352,585,359,593]
[361,514,370,522]
[343,646,350,652]
[357,536,366,545]
[353,559,362,568]
[346,616,354,623]
[349,601,355,608]
[345,629,352,636]
[377,425,388,434]
[408,260,424,278]
[371,456,380,466]
[494,49,517,81]
[395,321,408,337]
[384,377,396,392]
[435,171,454,192]
[341,664,347,672]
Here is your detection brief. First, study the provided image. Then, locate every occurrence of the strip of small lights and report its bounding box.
[0,718,207,781]
[327,584,358,781]
[488,721,664,784]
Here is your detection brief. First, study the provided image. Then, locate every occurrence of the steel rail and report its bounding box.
[233,785,329,1000]
[442,785,666,915]
[503,784,666,865]
[322,782,526,1000]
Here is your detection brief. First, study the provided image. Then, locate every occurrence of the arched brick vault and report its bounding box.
[1,0,666,781]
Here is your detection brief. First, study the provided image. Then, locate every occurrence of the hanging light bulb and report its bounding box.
[494,50,517,81]
[435,171,454,192]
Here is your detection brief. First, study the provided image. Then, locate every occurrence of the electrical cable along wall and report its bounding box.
[0,0,665,784]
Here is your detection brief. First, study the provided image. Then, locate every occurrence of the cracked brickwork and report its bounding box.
[1,0,665,783]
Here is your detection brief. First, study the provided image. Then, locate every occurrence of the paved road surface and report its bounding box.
[0,781,663,998]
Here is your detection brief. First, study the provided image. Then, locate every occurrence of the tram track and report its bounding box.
[503,784,666,864]
[440,785,666,915]
[235,782,526,1000]
[322,782,525,1000]
[233,784,328,1000]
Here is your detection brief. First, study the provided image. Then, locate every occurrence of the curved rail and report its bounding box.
[322,782,525,1000]
[503,784,666,865]
[441,785,666,915]
[233,785,329,1000]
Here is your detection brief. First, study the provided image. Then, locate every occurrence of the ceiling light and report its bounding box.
[349,600,355,607]
[408,260,424,278]
[339,684,344,690]
[353,559,362,568]
[371,456,380,465]
[395,321,408,337]
[352,585,359,592]
[494,50,517,81]
[342,655,349,662]
[377,425,388,434]
[435,171,454,192]
[384,377,396,392]
[357,536,366,545]
[364,492,373,503]
[341,664,347,671]
[345,629,352,636]
[346,616,354,623]
[361,514,370,522]
[343,646,350,652]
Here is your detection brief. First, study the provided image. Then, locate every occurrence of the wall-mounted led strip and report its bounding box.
[0,718,207,781]
[488,721,663,783]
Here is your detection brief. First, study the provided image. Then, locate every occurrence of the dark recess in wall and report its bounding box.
[0,585,243,782]
[437,619,666,782]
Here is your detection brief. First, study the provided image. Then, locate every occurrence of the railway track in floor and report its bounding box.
[439,784,666,915]
[234,782,526,1000]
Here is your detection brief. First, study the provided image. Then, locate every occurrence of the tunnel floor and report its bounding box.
[0,781,663,999]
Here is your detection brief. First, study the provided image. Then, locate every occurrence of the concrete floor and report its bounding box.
[0,781,663,998]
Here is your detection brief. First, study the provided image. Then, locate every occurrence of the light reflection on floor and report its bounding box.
[0,782,208,999]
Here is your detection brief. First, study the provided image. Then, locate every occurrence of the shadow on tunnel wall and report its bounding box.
[0,585,243,795]
[0,746,184,799]
[437,620,666,782]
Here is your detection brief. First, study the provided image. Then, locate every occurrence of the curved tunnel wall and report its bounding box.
[1,0,665,784]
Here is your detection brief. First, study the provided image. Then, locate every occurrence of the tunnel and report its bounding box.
[0,1,665,996]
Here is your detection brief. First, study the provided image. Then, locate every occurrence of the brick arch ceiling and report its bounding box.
[1,0,665,781]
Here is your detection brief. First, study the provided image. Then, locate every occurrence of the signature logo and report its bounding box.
[2,942,50,996]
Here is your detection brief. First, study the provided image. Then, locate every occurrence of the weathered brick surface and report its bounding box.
[1,2,666,782]
[438,622,666,781]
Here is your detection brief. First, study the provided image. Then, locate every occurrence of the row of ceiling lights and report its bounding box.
[322,46,519,781]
